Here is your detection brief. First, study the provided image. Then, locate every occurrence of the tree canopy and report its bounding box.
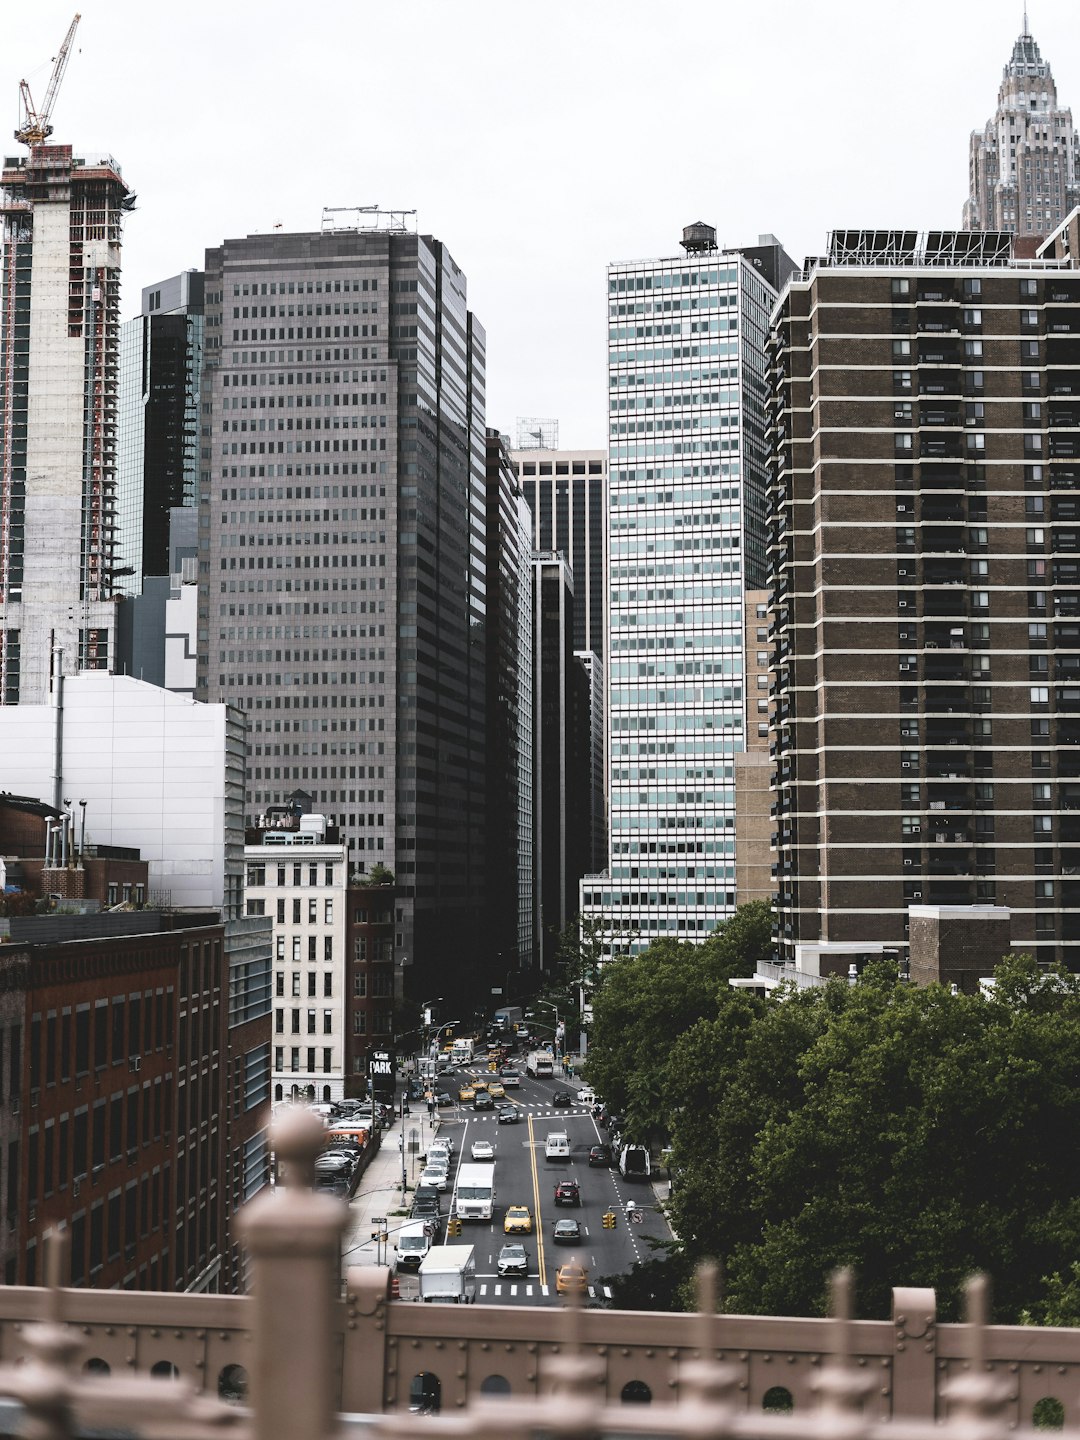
[586,934,1080,1323]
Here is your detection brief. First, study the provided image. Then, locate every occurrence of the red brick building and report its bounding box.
[0,911,264,1291]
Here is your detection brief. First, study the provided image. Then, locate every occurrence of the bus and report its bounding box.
[454,1163,495,1221]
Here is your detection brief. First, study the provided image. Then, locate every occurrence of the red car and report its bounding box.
[553,1180,581,1207]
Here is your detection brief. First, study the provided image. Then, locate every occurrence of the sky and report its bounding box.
[4,0,1077,447]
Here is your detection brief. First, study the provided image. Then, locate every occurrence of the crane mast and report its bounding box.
[14,13,81,148]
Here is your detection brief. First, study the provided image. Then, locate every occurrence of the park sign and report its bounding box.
[368,1049,394,1081]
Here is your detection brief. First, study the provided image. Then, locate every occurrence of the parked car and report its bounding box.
[553,1180,581,1207]
[555,1261,589,1295]
[503,1204,533,1235]
[412,1186,441,1218]
[419,1164,449,1192]
[553,1218,582,1244]
[496,1106,520,1125]
[588,1144,612,1168]
[497,1243,530,1278]
[551,1090,573,1108]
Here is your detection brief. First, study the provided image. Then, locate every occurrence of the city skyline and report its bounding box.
[5,1,1077,448]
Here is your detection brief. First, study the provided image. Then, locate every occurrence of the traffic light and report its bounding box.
[602,1210,616,1229]
[447,1215,462,1237]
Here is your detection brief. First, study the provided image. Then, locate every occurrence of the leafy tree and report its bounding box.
[357,862,394,886]
[583,901,771,1144]
[663,955,1080,1323]
[598,1242,694,1312]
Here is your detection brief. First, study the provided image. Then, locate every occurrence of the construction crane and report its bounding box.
[14,13,81,149]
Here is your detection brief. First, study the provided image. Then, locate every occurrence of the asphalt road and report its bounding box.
[419,1062,668,1307]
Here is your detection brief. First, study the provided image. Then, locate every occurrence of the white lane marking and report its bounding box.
[493,1283,501,1296]
[604,1286,613,1299]
[479,1283,488,1296]
[541,1284,549,1296]
[526,1284,534,1295]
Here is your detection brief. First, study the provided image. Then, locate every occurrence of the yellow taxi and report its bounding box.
[472,1079,489,1093]
[555,1260,589,1295]
[458,1083,476,1103]
[488,1081,505,1099]
[503,1204,533,1235]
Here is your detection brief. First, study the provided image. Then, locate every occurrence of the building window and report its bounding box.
[308,898,317,923]
[291,973,300,997]
[353,974,366,997]
[307,1010,316,1034]
[324,973,333,997]
[324,899,334,924]
[246,864,265,886]
[323,1011,333,1035]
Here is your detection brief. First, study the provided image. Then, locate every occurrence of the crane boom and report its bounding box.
[14,13,81,148]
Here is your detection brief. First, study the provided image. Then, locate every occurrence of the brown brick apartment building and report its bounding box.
[0,912,269,1291]
[767,215,1080,968]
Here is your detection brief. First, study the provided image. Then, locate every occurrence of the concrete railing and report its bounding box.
[0,1112,1077,1440]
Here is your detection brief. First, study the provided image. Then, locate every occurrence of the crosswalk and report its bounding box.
[477,1281,614,1300]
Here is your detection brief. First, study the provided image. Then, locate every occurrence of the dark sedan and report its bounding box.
[551,1090,574,1108]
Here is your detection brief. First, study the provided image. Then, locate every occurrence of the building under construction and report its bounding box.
[0,21,131,703]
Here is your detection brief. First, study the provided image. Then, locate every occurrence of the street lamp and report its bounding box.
[527,999,565,1065]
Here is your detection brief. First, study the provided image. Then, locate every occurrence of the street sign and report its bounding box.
[368,1049,394,1080]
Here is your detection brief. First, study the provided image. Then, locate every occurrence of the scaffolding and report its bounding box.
[321,205,416,234]
[514,417,559,451]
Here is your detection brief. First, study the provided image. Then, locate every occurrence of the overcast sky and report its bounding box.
[5,0,1077,446]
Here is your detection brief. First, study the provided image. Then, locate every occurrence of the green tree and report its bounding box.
[583,901,771,1144]
[664,956,1080,1323]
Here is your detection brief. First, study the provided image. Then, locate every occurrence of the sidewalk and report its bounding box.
[341,1103,446,1272]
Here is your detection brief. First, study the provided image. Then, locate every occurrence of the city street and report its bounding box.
[420,1063,669,1306]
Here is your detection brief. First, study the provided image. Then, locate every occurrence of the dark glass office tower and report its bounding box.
[196,223,487,1000]
[117,271,205,593]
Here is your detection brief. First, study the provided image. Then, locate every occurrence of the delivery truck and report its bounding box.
[418,1244,477,1303]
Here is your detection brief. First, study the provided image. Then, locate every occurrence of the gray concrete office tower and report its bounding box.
[963,22,1080,236]
[196,222,487,999]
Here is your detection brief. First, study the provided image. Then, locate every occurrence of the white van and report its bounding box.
[395,1220,433,1271]
[576,1087,596,1108]
[545,1131,570,1162]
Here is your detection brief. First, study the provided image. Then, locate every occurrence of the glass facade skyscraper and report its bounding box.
[581,228,793,954]
[116,271,205,595]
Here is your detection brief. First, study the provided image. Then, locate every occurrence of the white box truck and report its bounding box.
[454,1162,495,1221]
[418,1245,477,1303]
[450,1038,475,1065]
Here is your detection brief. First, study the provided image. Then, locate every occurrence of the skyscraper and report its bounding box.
[196,220,488,998]
[484,430,536,974]
[963,21,1080,236]
[581,227,794,955]
[768,219,1080,971]
[0,144,131,703]
[117,270,205,594]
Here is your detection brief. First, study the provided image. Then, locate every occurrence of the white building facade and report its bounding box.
[244,824,348,1104]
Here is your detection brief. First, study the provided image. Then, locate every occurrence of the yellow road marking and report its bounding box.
[527,1111,547,1288]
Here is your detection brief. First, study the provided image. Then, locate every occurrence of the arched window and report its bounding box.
[151,1361,179,1379]
[409,1372,441,1414]
[84,1358,110,1376]
[218,1364,249,1404]
[763,1386,794,1413]
[621,1380,652,1405]
[1034,1398,1065,1430]
[480,1375,511,1396]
